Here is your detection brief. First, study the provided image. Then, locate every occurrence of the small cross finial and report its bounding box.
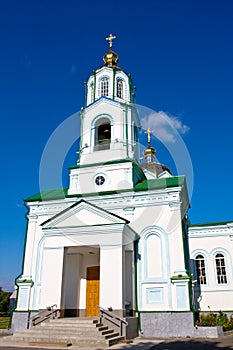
[144,128,154,144]
[106,33,116,49]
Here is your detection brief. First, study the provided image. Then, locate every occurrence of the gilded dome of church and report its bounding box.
[103,49,119,67]
[141,128,172,177]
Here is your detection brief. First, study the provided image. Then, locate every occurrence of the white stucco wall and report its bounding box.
[188,223,233,311]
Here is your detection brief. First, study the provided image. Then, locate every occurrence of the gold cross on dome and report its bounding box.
[106,34,116,49]
[144,128,154,144]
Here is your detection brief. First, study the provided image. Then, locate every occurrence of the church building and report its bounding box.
[13,35,233,338]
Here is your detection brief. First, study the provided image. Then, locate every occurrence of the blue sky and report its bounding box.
[0,0,232,291]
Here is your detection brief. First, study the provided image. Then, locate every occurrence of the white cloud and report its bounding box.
[141,111,190,143]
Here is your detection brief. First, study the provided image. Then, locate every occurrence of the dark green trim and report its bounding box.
[128,74,131,103]
[181,219,194,312]
[24,175,186,202]
[132,162,147,186]
[84,81,87,107]
[16,279,34,284]
[170,275,191,281]
[134,239,141,331]
[134,176,185,191]
[24,188,69,202]
[25,188,129,202]
[189,221,233,227]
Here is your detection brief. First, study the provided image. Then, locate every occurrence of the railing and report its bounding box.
[31,304,60,326]
[97,306,128,337]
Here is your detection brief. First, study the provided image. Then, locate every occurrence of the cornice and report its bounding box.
[188,224,233,238]
[28,186,183,217]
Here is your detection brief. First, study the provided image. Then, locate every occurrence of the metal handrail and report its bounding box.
[97,306,128,337]
[31,304,60,326]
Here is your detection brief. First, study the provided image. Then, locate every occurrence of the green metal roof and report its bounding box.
[189,220,233,227]
[24,188,69,202]
[134,176,185,191]
[24,175,186,203]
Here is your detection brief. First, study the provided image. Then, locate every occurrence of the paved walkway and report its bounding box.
[0,334,233,350]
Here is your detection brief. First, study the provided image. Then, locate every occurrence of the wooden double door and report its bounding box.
[86,266,100,316]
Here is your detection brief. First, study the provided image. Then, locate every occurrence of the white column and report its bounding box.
[22,214,38,278]
[100,245,124,312]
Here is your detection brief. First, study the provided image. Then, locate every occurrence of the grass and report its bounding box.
[0,316,10,329]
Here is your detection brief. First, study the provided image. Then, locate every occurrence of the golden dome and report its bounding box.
[103,49,119,67]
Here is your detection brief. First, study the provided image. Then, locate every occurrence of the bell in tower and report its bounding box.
[94,120,111,151]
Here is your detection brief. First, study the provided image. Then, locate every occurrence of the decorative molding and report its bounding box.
[28,186,183,217]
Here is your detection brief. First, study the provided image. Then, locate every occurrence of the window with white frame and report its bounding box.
[101,77,109,96]
[195,254,207,285]
[116,79,123,99]
[215,253,227,284]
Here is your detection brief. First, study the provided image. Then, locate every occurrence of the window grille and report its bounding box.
[195,255,207,285]
[101,77,109,96]
[116,79,123,99]
[215,253,227,284]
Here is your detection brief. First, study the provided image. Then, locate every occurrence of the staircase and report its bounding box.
[0,317,125,348]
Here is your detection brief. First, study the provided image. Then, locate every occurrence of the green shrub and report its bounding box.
[198,311,233,331]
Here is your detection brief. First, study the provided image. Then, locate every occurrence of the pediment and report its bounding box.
[41,199,128,229]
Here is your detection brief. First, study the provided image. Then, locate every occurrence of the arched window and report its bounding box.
[94,117,111,151]
[90,82,94,103]
[101,77,109,96]
[215,253,227,284]
[116,79,123,99]
[195,255,207,285]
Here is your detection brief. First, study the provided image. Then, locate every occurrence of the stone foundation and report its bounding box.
[140,312,223,338]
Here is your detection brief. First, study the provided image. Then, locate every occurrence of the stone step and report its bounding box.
[108,335,125,347]
[102,328,114,335]
[28,341,71,347]
[9,327,118,339]
[11,332,106,340]
[40,322,103,329]
[1,338,108,348]
[37,324,105,332]
[0,317,126,348]
[104,331,119,340]
[48,318,98,324]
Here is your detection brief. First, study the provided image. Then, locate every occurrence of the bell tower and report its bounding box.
[68,35,144,195]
